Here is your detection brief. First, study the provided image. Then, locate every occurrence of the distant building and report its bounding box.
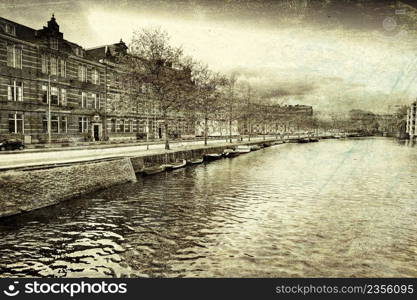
[239,104,314,136]
[406,101,417,138]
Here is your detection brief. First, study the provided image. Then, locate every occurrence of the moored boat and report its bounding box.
[140,165,166,176]
[164,159,187,171]
[187,158,204,165]
[250,145,262,151]
[203,153,223,161]
[236,145,251,153]
[223,148,240,158]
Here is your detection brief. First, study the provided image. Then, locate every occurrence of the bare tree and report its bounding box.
[120,27,188,150]
[189,62,228,145]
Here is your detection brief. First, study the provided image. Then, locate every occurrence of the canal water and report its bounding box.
[1,138,417,278]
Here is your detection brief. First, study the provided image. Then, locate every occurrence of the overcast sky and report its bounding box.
[2,0,417,113]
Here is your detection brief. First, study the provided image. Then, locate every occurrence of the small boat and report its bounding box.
[308,138,319,142]
[203,153,223,161]
[164,159,187,171]
[140,165,166,176]
[296,138,310,143]
[187,158,204,165]
[236,145,251,153]
[223,148,240,158]
[250,145,262,151]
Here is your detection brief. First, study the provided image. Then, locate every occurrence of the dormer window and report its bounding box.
[75,47,84,57]
[5,23,16,36]
[50,38,58,50]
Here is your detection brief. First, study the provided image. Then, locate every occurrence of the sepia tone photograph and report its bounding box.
[0,0,416,284]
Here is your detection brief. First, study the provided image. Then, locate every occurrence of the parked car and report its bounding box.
[0,139,25,151]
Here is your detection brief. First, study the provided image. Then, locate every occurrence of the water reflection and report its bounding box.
[1,138,417,277]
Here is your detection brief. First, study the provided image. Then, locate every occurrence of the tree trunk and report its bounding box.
[204,116,208,146]
[229,118,232,143]
[164,113,170,150]
[146,117,149,150]
[248,119,251,142]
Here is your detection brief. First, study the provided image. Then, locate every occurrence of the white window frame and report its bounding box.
[8,112,24,134]
[8,81,23,102]
[50,56,58,76]
[81,92,87,108]
[5,23,16,36]
[41,54,49,74]
[60,116,68,133]
[51,86,59,105]
[60,59,66,77]
[60,88,67,106]
[7,44,22,69]
[79,116,89,133]
[92,69,100,84]
[79,64,87,82]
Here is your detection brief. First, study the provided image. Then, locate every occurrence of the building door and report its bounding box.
[158,127,162,139]
[93,124,100,141]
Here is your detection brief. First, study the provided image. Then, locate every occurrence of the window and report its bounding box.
[111,119,116,133]
[42,116,48,133]
[78,64,87,82]
[61,116,67,133]
[119,119,125,132]
[51,87,59,105]
[41,54,49,74]
[5,23,16,36]
[124,120,130,133]
[92,69,100,84]
[92,93,100,109]
[7,45,22,69]
[42,85,48,103]
[61,89,67,106]
[51,116,59,133]
[60,59,66,77]
[75,47,84,57]
[79,116,89,133]
[8,113,24,134]
[129,120,133,133]
[81,92,87,108]
[50,56,57,76]
[8,81,23,102]
[50,38,58,50]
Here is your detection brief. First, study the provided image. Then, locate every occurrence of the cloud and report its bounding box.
[3,0,417,113]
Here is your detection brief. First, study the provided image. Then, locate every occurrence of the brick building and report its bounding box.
[0,15,110,143]
[0,15,195,144]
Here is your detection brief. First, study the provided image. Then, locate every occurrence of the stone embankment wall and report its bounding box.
[0,158,137,218]
[130,145,243,172]
[0,140,276,218]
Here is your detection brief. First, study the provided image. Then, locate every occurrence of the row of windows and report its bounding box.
[5,81,102,109]
[78,65,100,84]
[6,114,190,135]
[6,43,101,84]
[41,54,66,77]
[7,113,87,134]
[42,115,67,133]
[110,119,134,133]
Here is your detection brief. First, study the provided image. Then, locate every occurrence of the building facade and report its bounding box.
[0,15,195,144]
[0,15,111,144]
[238,104,314,136]
[406,101,416,139]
